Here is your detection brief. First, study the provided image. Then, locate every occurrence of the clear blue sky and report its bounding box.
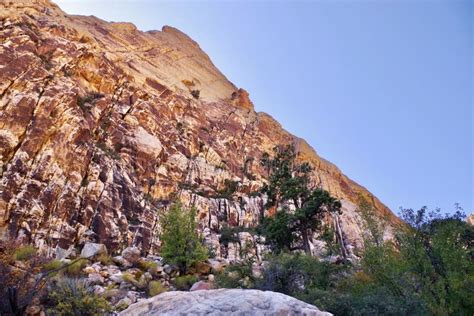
[55,0,473,215]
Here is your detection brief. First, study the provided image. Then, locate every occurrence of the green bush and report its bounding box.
[96,253,113,266]
[46,278,111,315]
[64,258,88,276]
[215,259,255,289]
[160,202,208,273]
[148,280,166,296]
[42,259,63,272]
[257,253,341,295]
[121,272,135,283]
[174,275,198,290]
[14,245,36,261]
[219,225,240,246]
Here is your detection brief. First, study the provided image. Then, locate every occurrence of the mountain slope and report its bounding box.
[0,0,399,258]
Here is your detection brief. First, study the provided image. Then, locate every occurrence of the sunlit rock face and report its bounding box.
[0,0,399,258]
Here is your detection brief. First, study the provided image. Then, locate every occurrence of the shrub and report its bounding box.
[215,259,255,289]
[42,259,63,273]
[96,253,113,266]
[0,240,50,314]
[46,278,111,315]
[174,275,198,290]
[219,225,240,246]
[257,253,341,295]
[138,260,158,272]
[191,89,200,99]
[160,202,208,273]
[65,258,88,277]
[215,179,239,199]
[121,272,135,283]
[148,280,166,296]
[14,245,36,261]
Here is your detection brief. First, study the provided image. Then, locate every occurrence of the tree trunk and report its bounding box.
[301,226,311,255]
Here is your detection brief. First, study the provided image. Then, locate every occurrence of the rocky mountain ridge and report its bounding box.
[0,0,400,260]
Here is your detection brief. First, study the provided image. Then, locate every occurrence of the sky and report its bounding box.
[55,0,473,216]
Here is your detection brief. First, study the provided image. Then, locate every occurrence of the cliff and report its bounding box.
[0,0,400,259]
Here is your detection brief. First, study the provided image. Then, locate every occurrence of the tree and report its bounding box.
[159,202,208,273]
[259,145,342,254]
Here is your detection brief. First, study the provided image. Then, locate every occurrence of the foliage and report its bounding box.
[13,245,37,261]
[0,240,50,315]
[215,179,239,199]
[191,89,200,99]
[148,280,166,296]
[138,260,158,273]
[174,275,198,290]
[219,224,241,246]
[121,272,135,283]
[96,253,113,266]
[259,145,342,254]
[159,202,208,273]
[357,195,386,247]
[256,253,340,295]
[257,210,295,253]
[64,258,88,277]
[46,278,111,315]
[322,206,474,316]
[42,260,63,273]
[215,259,255,289]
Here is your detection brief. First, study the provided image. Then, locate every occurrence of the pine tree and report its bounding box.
[259,145,342,254]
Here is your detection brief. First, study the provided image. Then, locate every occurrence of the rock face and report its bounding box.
[0,0,400,258]
[120,289,332,316]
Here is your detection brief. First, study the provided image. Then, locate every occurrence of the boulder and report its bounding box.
[190,281,211,291]
[120,289,332,315]
[81,243,107,258]
[113,256,133,268]
[122,247,141,264]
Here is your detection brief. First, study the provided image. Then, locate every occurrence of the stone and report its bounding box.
[55,246,73,260]
[110,272,124,284]
[25,305,41,315]
[113,256,133,268]
[116,297,132,310]
[163,264,175,275]
[87,272,105,285]
[120,289,332,315]
[208,259,225,273]
[207,274,215,282]
[127,291,139,304]
[81,243,107,258]
[83,266,96,274]
[93,285,105,295]
[190,281,211,291]
[122,247,141,264]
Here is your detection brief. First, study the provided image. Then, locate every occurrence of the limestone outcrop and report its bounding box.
[120,289,332,316]
[0,0,400,259]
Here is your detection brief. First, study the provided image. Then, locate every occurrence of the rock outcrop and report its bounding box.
[0,0,400,259]
[120,289,332,316]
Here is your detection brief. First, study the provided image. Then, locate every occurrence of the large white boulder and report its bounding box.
[120,289,332,315]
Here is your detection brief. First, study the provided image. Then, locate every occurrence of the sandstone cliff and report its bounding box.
[0,0,399,259]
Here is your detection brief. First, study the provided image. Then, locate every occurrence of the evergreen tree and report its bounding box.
[160,202,208,273]
[259,145,342,254]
